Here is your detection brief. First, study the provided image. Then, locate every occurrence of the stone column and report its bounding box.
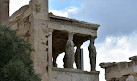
[63,32,75,68]
[47,29,53,81]
[88,36,96,71]
[0,0,9,24]
[75,43,83,70]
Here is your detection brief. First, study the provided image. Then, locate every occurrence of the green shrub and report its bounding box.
[0,25,41,81]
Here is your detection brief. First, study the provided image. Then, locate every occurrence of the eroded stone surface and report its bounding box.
[100,56,137,81]
[52,68,99,81]
[0,0,9,24]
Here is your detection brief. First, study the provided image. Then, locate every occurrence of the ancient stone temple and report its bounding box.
[100,56,137,81]
[0,0,100,81]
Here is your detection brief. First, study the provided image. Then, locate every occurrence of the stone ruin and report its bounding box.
[100,56,137,81]
[0,0,100,81]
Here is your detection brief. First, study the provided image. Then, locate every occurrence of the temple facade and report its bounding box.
[0,0,100,81]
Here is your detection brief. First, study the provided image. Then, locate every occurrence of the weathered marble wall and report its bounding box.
[9,0,50,81]
[100,56,137,81]
[52,68,99,81]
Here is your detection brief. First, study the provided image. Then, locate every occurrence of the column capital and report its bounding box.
[76,42,83,48]
[68,32,75,36]
[68,32,74,41]
[48,29,53,33]
[88,35,97,39]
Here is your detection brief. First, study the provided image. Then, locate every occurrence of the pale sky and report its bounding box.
[10,0,137,81]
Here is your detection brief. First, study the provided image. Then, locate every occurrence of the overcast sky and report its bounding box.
[10,0,137,81]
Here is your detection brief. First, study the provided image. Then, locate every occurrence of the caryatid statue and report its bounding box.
[63,33,75,68]
[75,42,83,70]
[88,36,96,71]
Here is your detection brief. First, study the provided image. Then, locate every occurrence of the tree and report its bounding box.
[0,24,41,81]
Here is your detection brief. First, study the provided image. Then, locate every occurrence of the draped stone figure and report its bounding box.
[75,43,83,69]
[88,37,96,71]
[63,33,74,68]
[52,48,58,67]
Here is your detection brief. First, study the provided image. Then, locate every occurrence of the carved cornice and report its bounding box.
[100,62,117,68]
[129,56,137,61]
[49,13,100,30]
